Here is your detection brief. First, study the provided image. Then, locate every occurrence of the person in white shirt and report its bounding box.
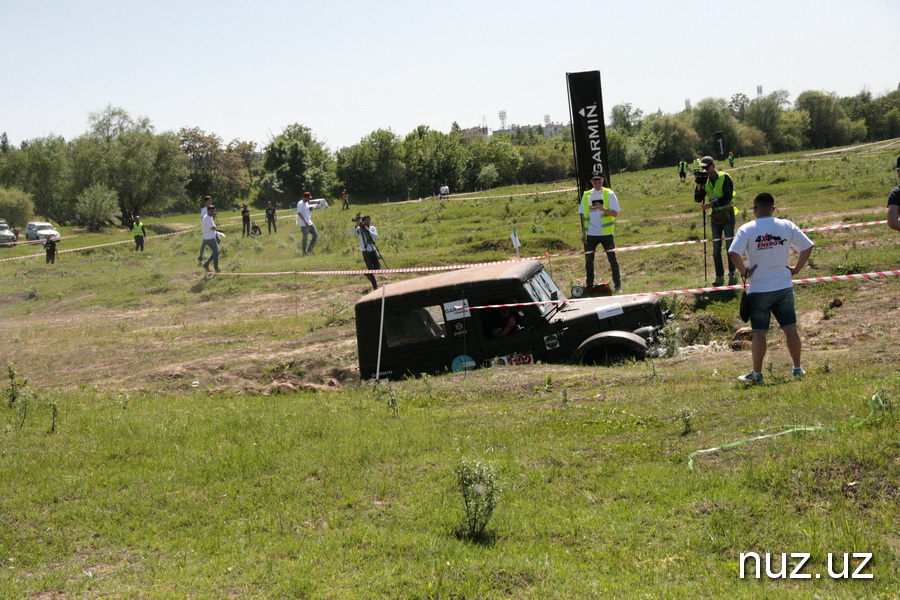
[351,215,380,290]
[577,173,622,292]
[296,192,318,255]
[728,192,814,385]
[198,195,213,265]
[200,205,224,273]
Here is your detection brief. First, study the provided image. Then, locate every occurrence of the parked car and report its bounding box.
[354,259,671,380]
[308,198,329,210]
[0,222,17,246]
[24,221,60,241]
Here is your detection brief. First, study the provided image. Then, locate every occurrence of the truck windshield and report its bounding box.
[524,269,566,316]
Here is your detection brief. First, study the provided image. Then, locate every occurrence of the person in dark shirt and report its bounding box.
[241,204,251,237]
[265,202,277,234]
[888,156,900,233]
[43,237,59,264]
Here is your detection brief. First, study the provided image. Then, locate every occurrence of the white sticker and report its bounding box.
[596,303,624,320]
[444,299,470,321]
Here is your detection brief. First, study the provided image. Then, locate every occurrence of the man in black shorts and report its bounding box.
[888,156,900,232]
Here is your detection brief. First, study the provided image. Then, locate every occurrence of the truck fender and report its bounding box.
[571,331,648,365]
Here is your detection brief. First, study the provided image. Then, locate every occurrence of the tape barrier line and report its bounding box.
[687,393,889,471]
[0,216,890,267]
[427,186,578,201]
[460,270,900,311]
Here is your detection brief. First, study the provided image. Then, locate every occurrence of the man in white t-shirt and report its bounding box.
[197,195,213,265]
[200,205,224,273]
[296,192,318,255]
[577,173,622,292]
[728,192,814,385]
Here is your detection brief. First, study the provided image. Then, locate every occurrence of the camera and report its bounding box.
[351,211,362,223]
[693,169,708,186]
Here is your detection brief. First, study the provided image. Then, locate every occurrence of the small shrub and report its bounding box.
[455,458,501,542]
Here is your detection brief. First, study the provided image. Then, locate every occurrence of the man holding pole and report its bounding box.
[695,156,737,286]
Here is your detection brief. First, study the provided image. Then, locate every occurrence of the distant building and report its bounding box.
[460,126,490,141]
[493,122,567,139]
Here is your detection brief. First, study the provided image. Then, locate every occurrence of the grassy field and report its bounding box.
[1,145,898,598]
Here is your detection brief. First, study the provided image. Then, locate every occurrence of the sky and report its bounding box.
[3,0,897,152]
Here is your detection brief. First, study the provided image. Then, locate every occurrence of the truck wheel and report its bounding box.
[579,338,646,367]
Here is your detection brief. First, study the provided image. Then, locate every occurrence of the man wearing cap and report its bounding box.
[695,156,737,285]
[265,202,278,234]
[888,156,900,232]
[296,192,318,255]
[200,205,224,273]
[728,192,814,385]
[132,215,146,251]
[578,173,622,293]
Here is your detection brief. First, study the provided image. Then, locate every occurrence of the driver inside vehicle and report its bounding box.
[482,302,522,338]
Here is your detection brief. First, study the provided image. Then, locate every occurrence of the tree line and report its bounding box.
[1,87,897,227]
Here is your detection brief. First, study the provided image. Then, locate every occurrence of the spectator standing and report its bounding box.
[578,173,622,293]
[200,206,224,273]
[888,156,900,232]
[296,192,318,255]
[241,204,251,237]
[728,192,814,385]
[351,215,381,290]
[198,196,213,265]
[678,159,689,182]
[265,202,278,234]
[341,189,350,210]
[695,156,738,286]
[43,237,59,264]
[132,215,146,251]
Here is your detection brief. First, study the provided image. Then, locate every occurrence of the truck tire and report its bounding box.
[572,332,647,366]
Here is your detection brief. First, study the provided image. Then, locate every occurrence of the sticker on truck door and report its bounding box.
[451,354,476,372]
[444,299,470,320]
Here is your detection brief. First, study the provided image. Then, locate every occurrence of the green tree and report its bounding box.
[12,135,72,223]
[745,91,789,146]
[728,93,751,121]
[0,186,34,227]
[75,183,118,232]
[609,103,643,134]
[690,98,741,158]
[336,129,405,201]
[461,136,521,190]
[774,110,811,152]
[179,128,250,208]
[795,90,852,148]
[402,126,463,197]
[261,124,335,204]
[76,106,189,219]
[476,164,499,189]
[640,112,699,167]
[517,144,569,184]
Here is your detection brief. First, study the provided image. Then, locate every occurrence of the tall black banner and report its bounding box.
[714,130,725,160]
[567,71,611,195]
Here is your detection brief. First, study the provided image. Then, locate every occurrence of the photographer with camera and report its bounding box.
[351,213,382,290]
[578,172,622,293]
[694,156,738,286]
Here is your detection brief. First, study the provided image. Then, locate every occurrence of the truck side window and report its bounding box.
[385,305,447,348]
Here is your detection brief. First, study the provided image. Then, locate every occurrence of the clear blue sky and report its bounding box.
[3,0,897,151]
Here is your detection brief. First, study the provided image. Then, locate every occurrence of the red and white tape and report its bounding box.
[461,270,900,310]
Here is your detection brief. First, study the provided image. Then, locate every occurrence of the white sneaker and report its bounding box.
[737,370,764,385]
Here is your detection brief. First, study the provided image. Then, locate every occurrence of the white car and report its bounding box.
[0,222,17,246]
[24,221,60,241]
[308,198,329,210]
